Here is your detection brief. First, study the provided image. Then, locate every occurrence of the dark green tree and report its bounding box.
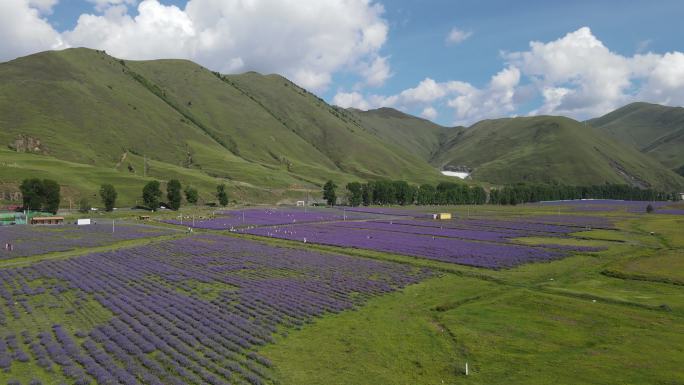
[166,179,182,210]
[346,182,362,206]
[416,184,436,205]
[216,184,229,206]
[361,183,372,206]
[99,184,118,212]
[323,180,337,206]
[142,181,162,210]
[20,178,44,211]
[392,180,412,205]
[42,179,61,214]
[184,185,199,204]
[78,198,90,213]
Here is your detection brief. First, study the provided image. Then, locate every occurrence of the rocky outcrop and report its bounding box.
[8,135,47,154]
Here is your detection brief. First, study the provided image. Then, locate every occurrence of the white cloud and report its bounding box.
[333,91,371,110]
[421,106,437,120]
[64,1,197,63]
[359,55,392,87]
[333,68,519,125]
[506,27,684,118]
[340,26,684,125]
[28,0,59,14]
[446,27,472,45]
[398,78,447,104]
[9,0,390,92]
[0,0,66,62]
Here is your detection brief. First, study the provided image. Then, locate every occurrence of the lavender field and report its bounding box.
[0,235,431,384]
[163,207,386,230]
[0,223,178,260]
[243,218,602,269]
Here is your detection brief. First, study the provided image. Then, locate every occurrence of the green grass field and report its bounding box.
[0,204,682,385]
[258,207,684,385]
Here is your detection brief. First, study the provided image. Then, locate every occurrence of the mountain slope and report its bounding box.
[349,107,462,162]
[354,107,684,190]
[432,116,684,190]
[589,102,684,173]
[224,74,442,182]
[0,48,449,205]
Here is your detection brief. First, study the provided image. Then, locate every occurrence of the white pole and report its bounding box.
[465,362,469,376]
[112,219,115,233]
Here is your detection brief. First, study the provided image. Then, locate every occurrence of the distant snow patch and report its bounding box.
[441,170,470,179]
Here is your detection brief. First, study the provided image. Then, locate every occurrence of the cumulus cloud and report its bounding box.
[28,0,59,14]
[359,55,392,87]
[337,26,684,125]
[507,27,684,117]
[2,0,391,92]
[0,0,66,62]
[445,27,472,45]
[333,91,371,110]
[333,68,519,124]
[421,106,437,120]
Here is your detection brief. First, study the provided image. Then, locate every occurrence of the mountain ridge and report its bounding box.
[0,48,682,207]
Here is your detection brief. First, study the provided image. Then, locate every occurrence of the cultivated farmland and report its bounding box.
[0,201,682,385]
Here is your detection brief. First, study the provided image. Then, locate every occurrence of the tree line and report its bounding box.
[19,178,231,214]
[320,179,679,207]
[488,183,679,205]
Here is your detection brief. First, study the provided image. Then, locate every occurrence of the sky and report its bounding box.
[2,0,683,126]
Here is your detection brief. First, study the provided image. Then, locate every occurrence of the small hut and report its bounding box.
[31,216,64,225]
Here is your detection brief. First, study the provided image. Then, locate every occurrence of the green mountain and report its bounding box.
[1,48,681,208]
[353,108,684,191]
[0,48,447,206]
[588,102,684,174]
[349,107,462,161]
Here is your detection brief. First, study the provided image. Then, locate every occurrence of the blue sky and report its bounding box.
[3,0,684,125]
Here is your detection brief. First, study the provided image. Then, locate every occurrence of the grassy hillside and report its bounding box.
[432,116,684,190]
[0,48,450,207]
[350,107,462,162]
[226,75,443,183]
[589,102,684,173]
[355,107,684,190]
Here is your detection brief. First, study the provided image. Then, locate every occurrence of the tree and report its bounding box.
[166,179,182,210]
[346,182,362,206]
[42,179,61,214]
[323,180,337,206]
[361,183,372,206]
[99,184,118,212]
[78,198,90,213]
[184,185,199,204]
[216,184,229,206]
[416,184,436,205]
[19,178,44,211]
[142,181,162,210]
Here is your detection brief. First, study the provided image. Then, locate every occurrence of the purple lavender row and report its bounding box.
[0,235,431,384]
[0,223,177,259]
[164,207,379,229]
[244,224,570,269]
